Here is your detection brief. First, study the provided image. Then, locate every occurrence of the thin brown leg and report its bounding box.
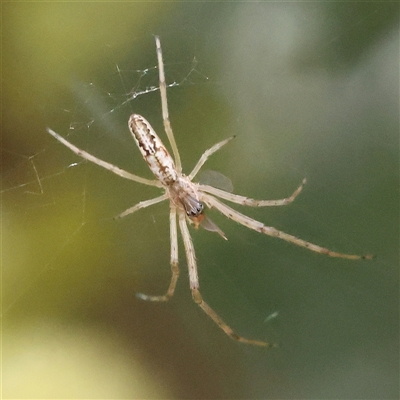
[136,206,179,302]
[178,210,274,347]
[191,288,275,347]
[203,193,373,260]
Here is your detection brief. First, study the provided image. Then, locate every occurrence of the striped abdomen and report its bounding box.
[129,114,178,186]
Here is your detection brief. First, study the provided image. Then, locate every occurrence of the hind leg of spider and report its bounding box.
[136,205,180,302]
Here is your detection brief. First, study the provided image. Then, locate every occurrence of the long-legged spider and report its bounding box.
[47,36,371,347]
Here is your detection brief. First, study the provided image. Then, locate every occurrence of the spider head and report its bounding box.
[183,196,204,218]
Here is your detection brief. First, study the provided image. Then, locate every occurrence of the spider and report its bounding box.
[47,36,371,347]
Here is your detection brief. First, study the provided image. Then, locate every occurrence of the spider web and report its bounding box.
[2,46,212,317]
[3,11,397,343]
[3,40,287,348]
[2,4,399,399]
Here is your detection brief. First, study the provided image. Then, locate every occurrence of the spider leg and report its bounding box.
[136,205,180,302]
[155,35,181,172]
[46,128,162,187]
[202,193,373,260]
[115,194,168,219]
[198,178,307,207]
[178,209,274,347]
[189,136,236,180]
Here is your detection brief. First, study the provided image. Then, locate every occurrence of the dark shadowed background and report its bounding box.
[2,3,398,399]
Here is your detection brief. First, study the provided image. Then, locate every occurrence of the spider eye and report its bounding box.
[196,203,204,213]
[184,198,204,217]
[187,203,204,217]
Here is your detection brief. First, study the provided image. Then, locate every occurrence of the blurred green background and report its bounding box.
[2,2,398,398]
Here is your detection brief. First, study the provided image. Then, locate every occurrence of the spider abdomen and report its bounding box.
[129,114,178,185]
